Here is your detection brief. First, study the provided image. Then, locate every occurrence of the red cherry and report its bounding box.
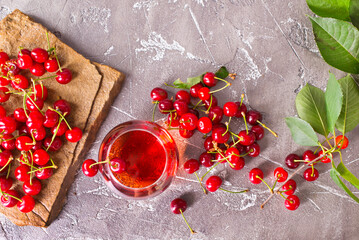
[208,106,223,124]
[281,179,297,195]
[31,140,43,151]
[237,130,256,146]
[274,167,288,182]
[3,59,20,75]
[206,175,222,192]
[23,179,42,195]
[29,126,46,141]
[225,147,240,163]
[246,110,262,125]
[223,102,238,117]
[1,134,15,150]
[35,164,53,179]
[15,136,33,151]
[14,108,29,122]
[14,165,31,182]
[53,99,71,116]
[158,99,174,114]
[285,154,301,169]
[302,150,318,165]
[65,127,83,142]
[284,195,300,211]
[180,113,198,131]
[303,168,319,181]
[0,105,6,118]
[26,95,44,111]
[26,111,44,129]
[174,100,189,116]
[246,142,260,157]
[187,108,199,118]
[17,195,35,213]
[0,150,12,167]
[18,49,31,57]
[30,62,46,76]
[179,127,194,138]
[183,159,200,174]
[82,159,98,177]
[170,198,187,214]
[19,152,31,165]
[249,168,263,184]
[228,141,245,154]
[251,125,264,140]
[1,190,20,207]
[31,48,48,63]
[43,136,63,152]
[204,136,214,151]
[0,176,13,191]
[51,121,69,136]
[190,83,203,98]
[150,87,168,101]
[0,87,10,103]
[203,72,217,87]
[44,59,59,72]
[198,87,210,101]
[318,150,332,163]
[109,157,127,173]
[212,127,229,144]
[199,152,214,167]
[0,116,17,134]
[0,77,10,86]
[33,149,50,165]
[32,84,48,100]
[335,135,349,149]
[235,102,247,118]
[175,90,191,104]
[0,52,9,65]
[197,117,212,134]
[17,54,33,69]
[43,109,59,128]
[229,157,245,170]
[56,68,72,84]
[11,74,29,90]
[167,113,180,127]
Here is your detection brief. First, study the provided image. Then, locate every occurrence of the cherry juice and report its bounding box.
[99,120,178,199]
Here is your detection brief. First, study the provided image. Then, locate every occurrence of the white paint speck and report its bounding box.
[133,0,159,11]
[79,7,111,33]
[104,46,114,56]
[237,48,262,82]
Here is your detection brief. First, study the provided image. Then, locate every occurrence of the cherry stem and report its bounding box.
[217,151,234,168]
[6,163,11,179]
[200,161,221,181]
[239,93,245,106]
[0,156,12,172]
[29,150,35,185]
[256,176,273,194]
[193,99,202,110]
[260,154,323,209]
[241,112,249,134]
[1,190,22,202]
[28,164,57,174]
[279,186,292,194]
[256,120,278,137]
[23,90,44,115]
[209,82,230,94]
[46,31,51,52]
[53,48,62,72]
[271,177,279,191]
[194,172,207,194]
[89,159,109,168]
[49,107,72,130]
[18,156,40,171]
[222,117,231,136]
[152,102,158,122]
[278,191,292,203]
[205,95,213,114]
[22,92,29,118]
[18,46,23,56]
[219,188,249,194]
[179,209,196,234]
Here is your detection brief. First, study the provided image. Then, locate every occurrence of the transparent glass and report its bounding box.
[98,120,178,199]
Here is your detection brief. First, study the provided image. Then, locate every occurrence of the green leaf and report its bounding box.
[215,66,229,79]
[336,161,359,189]
[307,0,350,21]
[170,74,203,89]
[285,117,319,146]
[335,75,359,133]
[296,83,329,136]
[350,0,359,29]
[309,16,359,74]
[325,73,343,133]
[330,168,359,203]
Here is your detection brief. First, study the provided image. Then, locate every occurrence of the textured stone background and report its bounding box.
[0,0,359,239]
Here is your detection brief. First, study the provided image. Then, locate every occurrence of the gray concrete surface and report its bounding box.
[1,0,359,239]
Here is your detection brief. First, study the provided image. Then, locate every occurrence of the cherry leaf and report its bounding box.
[296,83,329,136]
[350,0,359,30]
[325,73,343,134]
[215,66,229,79]
[330,168,359,203]
[306,0,350,21]
[285,117,319,146]
[335,75,359,133]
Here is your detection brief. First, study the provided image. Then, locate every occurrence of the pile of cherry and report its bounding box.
[0,42,82,213]
[150,72,282,233]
